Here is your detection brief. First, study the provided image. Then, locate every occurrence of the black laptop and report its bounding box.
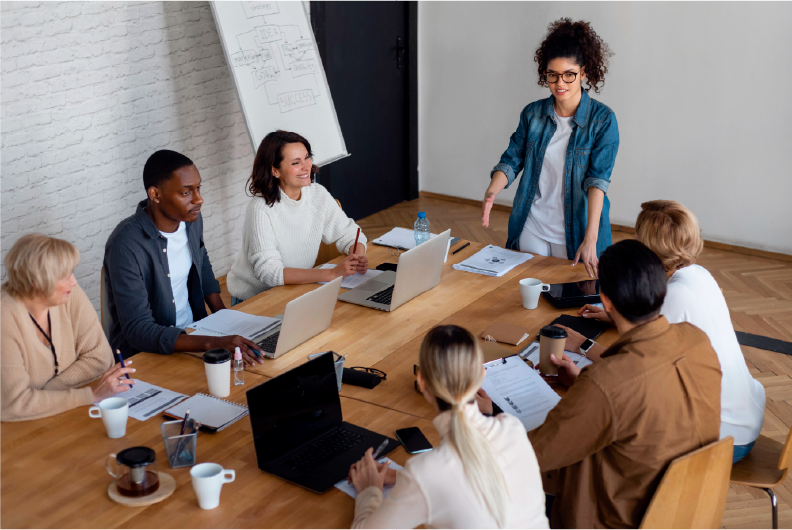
[247,352,400,493]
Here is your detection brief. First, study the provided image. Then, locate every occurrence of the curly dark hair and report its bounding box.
[247,130,319,206]
[534,18,613,93]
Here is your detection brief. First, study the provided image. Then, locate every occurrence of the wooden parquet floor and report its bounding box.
[356,195,792,529]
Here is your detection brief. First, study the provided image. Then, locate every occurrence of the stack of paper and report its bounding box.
[190,309,281,341]
[452,245,532,277]
[373,227,439,250]
[103,380,188,421]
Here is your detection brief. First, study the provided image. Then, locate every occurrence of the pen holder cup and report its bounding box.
[161,419,198,469]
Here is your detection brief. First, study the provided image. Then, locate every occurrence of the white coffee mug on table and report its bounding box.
[519,278,551,310]
[88,397,129,438]
[191,463,235,510]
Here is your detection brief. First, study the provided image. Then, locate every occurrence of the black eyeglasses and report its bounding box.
[349,367,386,380]
[546,71,579,84]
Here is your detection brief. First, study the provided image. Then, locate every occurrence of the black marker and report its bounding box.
[452,242,470,255]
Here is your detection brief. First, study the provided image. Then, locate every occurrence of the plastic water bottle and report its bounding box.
[414,212,430,247]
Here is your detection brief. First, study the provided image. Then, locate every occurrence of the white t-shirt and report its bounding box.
[661,265,765,445]
[159,222,194,329]
[522,112,572,245]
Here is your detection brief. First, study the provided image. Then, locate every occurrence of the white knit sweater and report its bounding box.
[227,184,367,300]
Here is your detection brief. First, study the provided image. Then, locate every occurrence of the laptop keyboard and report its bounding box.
[279,427,366,474]
[257,330,280,354]
[366,285,394,305]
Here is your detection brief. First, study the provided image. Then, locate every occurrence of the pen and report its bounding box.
[371,438,389,460]
[452,242,471,255]
[114,349,132,380]
[352,227,361,255]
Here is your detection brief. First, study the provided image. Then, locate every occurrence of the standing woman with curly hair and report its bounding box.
[227,130,367,304]
[482,19,618,277]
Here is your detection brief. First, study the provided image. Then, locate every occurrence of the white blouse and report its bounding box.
[352,403,549,529]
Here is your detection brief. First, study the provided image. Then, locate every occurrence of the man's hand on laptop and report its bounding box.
[212,335,264,366]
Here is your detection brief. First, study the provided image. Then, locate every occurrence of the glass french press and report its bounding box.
[106,446,160,497]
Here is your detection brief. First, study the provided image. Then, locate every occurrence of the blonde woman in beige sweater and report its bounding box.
[1,234,135,422]
[348,325,549,529]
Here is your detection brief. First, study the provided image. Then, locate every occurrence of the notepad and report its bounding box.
[315,265,384,289]
[164,394,249,432]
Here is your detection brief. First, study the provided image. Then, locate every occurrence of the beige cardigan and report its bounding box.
[1,285,114,421]
[352,403,549,529]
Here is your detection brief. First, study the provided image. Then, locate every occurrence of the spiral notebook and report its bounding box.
[163,394,248,433]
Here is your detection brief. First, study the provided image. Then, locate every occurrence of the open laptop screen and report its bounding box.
[247,352,342,463]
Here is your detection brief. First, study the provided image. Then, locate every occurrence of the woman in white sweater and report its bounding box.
[348,325,549,529]
[567,200,765,464]
[227,130,367,303]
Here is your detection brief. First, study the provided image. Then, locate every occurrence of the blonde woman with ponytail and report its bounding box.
[348,325,548,529]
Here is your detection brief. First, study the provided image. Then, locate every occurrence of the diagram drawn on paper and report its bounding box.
[229,2,321,113]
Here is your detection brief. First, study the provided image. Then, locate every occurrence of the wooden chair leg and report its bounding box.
[762,488,778,529]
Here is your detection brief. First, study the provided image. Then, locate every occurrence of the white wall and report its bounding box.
[418,2,792,255]
[1,1,255,310]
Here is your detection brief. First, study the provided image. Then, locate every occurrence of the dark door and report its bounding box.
[311,2,417,220]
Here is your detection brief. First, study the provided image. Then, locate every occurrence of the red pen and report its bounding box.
[352,227,361,255]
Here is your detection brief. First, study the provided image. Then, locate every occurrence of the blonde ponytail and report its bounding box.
[419,326,509,528]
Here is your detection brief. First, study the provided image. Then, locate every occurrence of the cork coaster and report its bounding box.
[107,472,176,507]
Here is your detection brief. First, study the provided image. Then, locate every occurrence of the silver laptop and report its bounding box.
[338,229,451,311]
[253,276,342,359]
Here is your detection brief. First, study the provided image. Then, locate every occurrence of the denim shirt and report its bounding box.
[103,199,221,358]
[491,90,619,258]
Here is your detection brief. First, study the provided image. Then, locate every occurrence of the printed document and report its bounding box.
[316,265,384,289]
[453,245,532,277]
[335,458,404,499]
[102,380,188,421]
[190,309,281,341]
[518,341,593,370]
[481,355,561,431]
[373,227,440,250]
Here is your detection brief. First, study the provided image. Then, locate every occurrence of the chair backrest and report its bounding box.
[314,199,345,267]
[778,427,792,472]
[640,436,733,529]
[100,267,112,340]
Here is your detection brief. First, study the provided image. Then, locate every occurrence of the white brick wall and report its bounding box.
[1,1,258,312]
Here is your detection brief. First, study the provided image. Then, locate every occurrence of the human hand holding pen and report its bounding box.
[91,360,135,402]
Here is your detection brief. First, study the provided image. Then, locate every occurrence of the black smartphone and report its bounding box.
[395,427,433,454]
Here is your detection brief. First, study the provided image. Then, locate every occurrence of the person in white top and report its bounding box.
[564,200,765,463]
[347,325,549,529]
[227,130,367,303]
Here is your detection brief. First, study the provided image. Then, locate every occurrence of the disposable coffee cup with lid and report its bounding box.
[538,325,568,375]
[203,348,231,398]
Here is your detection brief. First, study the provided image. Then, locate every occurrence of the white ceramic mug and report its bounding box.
[519,278,551,310]
[88,397,129,438]
[191,463,235,510]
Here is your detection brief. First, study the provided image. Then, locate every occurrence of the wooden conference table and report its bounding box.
[1,240,618,528]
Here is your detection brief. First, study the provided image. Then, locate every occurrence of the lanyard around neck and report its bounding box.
[29,312,59,375]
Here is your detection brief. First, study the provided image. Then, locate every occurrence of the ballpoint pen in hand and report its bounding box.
[114,349,132,380]
[371,438,389,460]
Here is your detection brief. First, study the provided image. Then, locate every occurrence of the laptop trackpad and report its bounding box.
[359,280,388,292]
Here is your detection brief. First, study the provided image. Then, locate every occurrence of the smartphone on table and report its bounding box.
[395,427,433,454]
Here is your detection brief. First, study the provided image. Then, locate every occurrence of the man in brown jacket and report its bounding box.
[529,240,722,528]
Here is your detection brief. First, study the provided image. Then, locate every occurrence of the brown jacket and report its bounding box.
[528,317,722,528]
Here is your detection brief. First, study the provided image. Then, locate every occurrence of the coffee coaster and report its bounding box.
[108,472,176,507]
